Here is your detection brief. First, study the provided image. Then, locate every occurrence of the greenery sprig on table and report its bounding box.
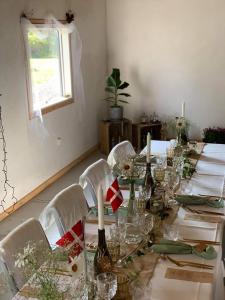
[182,155,195,179]
[15,241,82,300]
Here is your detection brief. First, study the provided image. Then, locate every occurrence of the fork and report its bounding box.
[166,255,214,269]
[185,206,224,216]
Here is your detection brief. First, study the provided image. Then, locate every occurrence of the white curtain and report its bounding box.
[21,14,86,123]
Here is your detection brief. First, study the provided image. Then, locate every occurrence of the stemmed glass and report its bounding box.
[97,272,117,300]
[165,169,180,207]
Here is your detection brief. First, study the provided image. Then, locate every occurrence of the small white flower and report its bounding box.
[15,257,25,268]
[176,117,186,130]
[15,242,35,268]
[119,160,133,177]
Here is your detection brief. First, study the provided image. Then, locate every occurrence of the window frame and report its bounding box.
[24,19,74,119]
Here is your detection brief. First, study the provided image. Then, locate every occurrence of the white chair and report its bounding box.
[0,218,50,291]
[107,140,136,168]
[79,159,114,207]
[40,184,88,240]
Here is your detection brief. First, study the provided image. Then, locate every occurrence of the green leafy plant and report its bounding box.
[203,127,225,144]
[104,68,131,107]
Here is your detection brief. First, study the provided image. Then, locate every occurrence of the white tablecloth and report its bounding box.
[150,143,225,300]
[141,140,170,155]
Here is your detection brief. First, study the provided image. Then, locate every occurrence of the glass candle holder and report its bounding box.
[154,167,165,183]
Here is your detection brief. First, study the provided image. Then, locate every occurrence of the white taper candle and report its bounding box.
[97,186,104,230]
[147,132,151,163]
[182,102,185,118]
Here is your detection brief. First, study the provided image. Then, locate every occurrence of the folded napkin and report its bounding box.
[151,239,217,260]
[175,195,224,208]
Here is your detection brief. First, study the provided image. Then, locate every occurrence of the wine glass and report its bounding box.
[97,272,117,300]
[143,214,154,237]
[165,169,179,207]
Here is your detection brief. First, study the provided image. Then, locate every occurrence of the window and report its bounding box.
[25,23,73,116]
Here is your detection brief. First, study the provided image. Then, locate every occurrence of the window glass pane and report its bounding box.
[28,28,62,109]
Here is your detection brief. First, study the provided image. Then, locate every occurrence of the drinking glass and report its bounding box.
[125,223,142,244]
[97,272,117,300]
[110,222,126,244]
[107,240,120,263]
[143,214,154,236]
[154,166,166,184]
[135,189,147,214]
[110,224,119,242]
[156,155,167,168]
[163,224,180,241]
[180,180,192,195]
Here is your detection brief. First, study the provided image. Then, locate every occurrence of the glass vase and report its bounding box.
[177,129,182,146]
[127,180,135,220]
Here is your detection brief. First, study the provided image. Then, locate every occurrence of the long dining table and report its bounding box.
[141,142,225,300]
[12,142,225,300]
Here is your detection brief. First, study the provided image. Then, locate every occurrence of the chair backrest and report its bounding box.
[0,218,50,291]
[79,159,114,206]
[107,140,136,168]
[40,184,88,237]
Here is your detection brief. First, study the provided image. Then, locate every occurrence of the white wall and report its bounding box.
[106,0,225,139]
[0,0,107,211]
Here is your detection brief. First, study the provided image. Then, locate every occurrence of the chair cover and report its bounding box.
[107,140,136,168]
[79,159,114,206]
[0,218,50,291]
[40,184,88,236]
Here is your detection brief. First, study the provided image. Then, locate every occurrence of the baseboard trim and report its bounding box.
[0,145,98,222]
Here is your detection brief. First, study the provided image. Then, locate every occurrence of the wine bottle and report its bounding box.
[94,229,112,276]
[145,161,155,210]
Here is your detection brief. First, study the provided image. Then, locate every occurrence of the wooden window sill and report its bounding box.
[29,98,74,119]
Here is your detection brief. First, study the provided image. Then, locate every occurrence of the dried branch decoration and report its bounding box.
[0,103,17,213]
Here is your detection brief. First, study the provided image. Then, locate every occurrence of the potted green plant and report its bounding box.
[104,68,131,120]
